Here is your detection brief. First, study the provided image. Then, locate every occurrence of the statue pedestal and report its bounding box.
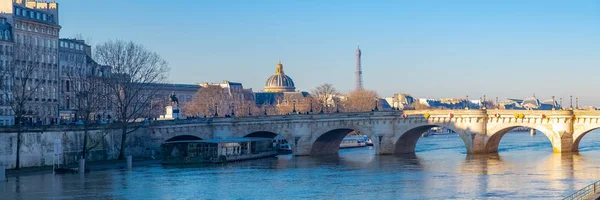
[164,105,182,119]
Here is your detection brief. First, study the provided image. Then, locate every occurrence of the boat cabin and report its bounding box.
[162,137,277,164]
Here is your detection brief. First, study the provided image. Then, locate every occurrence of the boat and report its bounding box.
[339,135,368,149]
[161,137,277,164]
[366,137,373,146]
[273,135,293,154]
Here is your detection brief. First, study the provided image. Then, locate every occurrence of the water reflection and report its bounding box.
[4,131,600,199]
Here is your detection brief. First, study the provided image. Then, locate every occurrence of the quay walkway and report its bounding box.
[564,180,600,200]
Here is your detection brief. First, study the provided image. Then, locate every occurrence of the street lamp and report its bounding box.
[576,97,579,110]
[292,100,297,114]
[570,96,573,110]
[374,99,379,111]
[559,98,563,110]
[213,103,218,117]
[495,97,499,109]
[465,95,469,110]
[264,106,267,116]
[230,103,235,117]
[248,103,252,116]
[309,99,313,114]
[551,96,556,110]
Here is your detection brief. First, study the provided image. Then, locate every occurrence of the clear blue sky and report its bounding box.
[58,0,600,105]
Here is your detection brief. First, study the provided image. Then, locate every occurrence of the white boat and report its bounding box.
[273,135,293,154]
[340,135,368,149]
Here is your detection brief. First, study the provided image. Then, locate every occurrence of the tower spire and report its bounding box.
[355,43,363,90]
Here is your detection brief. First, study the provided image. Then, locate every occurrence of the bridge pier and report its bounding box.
[551,133,574,153]
[375,135,395,155]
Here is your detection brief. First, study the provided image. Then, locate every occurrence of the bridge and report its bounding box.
[146,109,600,156]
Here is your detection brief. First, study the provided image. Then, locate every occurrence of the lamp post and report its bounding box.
[230,103,235,117]
[495,97,499,109]
[465,95,469,110]
[552,96,556,110]
[292,101,297,114]
[576,97,579,110]
[570,96,573,110]
[374,99,379,111]
[483,95,487,110]
[248,104,252,116]
[264,106,267,116]
[213,103,218,117]
[309,99,313,114]
[559,98,563,110]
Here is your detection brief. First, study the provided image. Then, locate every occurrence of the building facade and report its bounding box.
[58,38,87,122]
[200,80,252,101]
[0,0,61,125]
[0,16,14,126]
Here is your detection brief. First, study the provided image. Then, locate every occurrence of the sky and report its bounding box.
[57,0,600,105]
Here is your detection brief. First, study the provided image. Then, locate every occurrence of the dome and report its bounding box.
[264,61,296,92]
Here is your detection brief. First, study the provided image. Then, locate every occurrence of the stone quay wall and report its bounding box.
[0,125,152,170]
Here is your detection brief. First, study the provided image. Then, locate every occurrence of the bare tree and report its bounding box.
[95,40,169,160]
[67,68,106,160]
[183,85,260,117]
[0,44,46,169]
[311,83,339,112]
[342,89,379,112]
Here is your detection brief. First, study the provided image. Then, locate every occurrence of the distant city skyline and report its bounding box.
[57,0,600,105]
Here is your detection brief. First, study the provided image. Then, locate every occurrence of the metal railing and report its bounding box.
[564,180,600,200]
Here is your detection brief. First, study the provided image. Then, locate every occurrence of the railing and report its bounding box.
[564,180,600,200]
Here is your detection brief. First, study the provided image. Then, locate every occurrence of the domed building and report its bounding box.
[255,61,309,107]
[264,61,296,92]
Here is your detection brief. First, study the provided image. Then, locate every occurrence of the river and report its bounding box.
[4,130,600,200]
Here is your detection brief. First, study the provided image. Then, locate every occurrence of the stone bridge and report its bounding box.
[146,109,600,156]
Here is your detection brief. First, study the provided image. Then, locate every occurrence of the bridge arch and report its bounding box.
[310,125,373,156]
[245,131,279,138]
[485,125,555,153]
[165,135,203,142]
[572,126,600,152]
[394,124,466,154]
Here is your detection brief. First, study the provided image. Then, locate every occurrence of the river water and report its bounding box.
[4,130,600,200]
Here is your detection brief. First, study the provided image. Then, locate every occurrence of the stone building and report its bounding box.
[0,0,61,125]
[255,61,310,112]
[200,80,253,101]
[58,38,87,122]
[0,16,13,126]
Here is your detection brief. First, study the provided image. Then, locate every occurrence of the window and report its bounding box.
[28,25,31,31]
[43,14,47,21]
[34,26,38,32]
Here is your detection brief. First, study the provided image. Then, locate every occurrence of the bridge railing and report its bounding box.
[563,180,600,200]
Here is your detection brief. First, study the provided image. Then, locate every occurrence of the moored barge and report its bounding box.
[162,138,277,164]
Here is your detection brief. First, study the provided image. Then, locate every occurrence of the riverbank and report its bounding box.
[6,158,161,177]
